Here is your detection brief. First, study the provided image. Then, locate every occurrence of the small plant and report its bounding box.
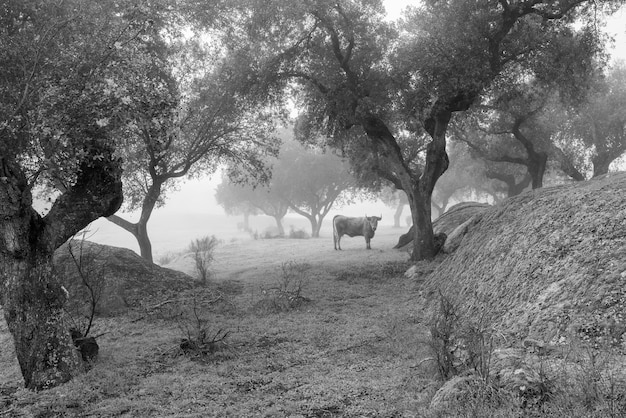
[176,297,230,358]
[188,235,219,284]
[254,261,310,313]
[428,290,460,380]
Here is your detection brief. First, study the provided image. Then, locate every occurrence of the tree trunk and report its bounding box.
[592,155,612,178]
[408,112,451,261]
[274,216,285,236]
[136,221,153,262]
[243,211,251,232]
[1,139,123,390]
[393,202,405,228]
[106,180,163,263]
[309,216,320,238]
[528,152,548,189]
[1,252,82,390]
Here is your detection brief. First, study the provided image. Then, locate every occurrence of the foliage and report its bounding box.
[288,226,310,239]
[560,62,626,177]
[272,139,358,237]
[106,5,281,262]
[217,129,358,238]
[0,0,170,389]
[188,235,219,284]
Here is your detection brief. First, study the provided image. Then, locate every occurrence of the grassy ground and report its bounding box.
[2,222,623,417]
[1,228,445,417]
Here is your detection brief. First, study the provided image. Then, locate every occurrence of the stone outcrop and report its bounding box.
[394,202,490,250]
[422,173,626,348]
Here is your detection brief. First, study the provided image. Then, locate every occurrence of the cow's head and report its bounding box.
[365,215,382,232]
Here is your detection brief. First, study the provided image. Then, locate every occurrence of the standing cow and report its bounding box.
[333,215,382,250]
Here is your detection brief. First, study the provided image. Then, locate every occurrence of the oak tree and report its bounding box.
[0,0,163,389]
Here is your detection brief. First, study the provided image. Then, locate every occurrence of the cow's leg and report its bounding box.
[337,234,342,250]
[366,238,371,250]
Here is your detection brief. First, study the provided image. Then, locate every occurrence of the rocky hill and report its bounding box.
[422,172,626,351]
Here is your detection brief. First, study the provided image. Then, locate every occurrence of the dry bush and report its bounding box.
[188,235,219,283]
[253,261,310,314]
[427,291,461,380]
[175,296,231,359]
[546,342,626,417]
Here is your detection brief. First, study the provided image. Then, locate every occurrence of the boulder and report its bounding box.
[442,215,480,254]
[394,202,490,250]
[54,241,195,316]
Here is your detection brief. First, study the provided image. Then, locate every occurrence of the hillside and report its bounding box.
[422,172,626,351]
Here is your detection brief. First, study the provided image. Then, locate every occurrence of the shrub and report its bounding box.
[253,261,310,313]
[188,235,219,284]
[175,296,230,359]
[288,226,309,239]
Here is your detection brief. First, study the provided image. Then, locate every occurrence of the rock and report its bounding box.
[423,172,626,347]
[429,375,482,410]
[394,202,489,249]
[442,216,479,254]
[54,241,196,315]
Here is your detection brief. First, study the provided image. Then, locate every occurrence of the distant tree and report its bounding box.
[561,62,626,177]
[378,187,409,228]
[215,173,289,235]
[272,140,357,238]
[454,22,603,189]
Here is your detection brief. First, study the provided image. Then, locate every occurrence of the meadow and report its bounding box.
[1,227,444,417]
[1,221,623,417]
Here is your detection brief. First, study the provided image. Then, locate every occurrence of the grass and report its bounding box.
[1,227,624,417]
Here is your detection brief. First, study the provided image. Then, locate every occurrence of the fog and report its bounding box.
[83,175,398,260]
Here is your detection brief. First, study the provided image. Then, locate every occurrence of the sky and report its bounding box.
[84,2,626,256]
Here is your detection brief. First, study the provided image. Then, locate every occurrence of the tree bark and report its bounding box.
[393,202,405,228]
[0,139,123,390]
[106,180,164,263]
[410,111,452,261]
[592,155,612,178]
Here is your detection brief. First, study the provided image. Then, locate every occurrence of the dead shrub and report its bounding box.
[174,296,231,359]
[253,261,310,314]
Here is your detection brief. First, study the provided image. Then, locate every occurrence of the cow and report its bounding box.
[333,215,382,250]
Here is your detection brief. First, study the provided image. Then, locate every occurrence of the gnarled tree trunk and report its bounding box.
[0,140,123,390]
